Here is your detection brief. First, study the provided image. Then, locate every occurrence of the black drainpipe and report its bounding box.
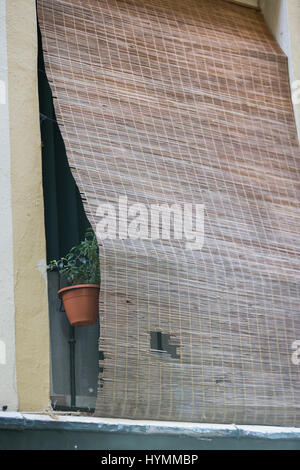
[69,326,76,408]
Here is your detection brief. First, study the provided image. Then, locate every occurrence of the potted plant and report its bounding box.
[48,228,100,326]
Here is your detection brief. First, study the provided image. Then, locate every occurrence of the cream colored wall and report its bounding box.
[225,0,259,8]
[237,0,259,7]
[0,0,18,412]
[261,0,300,140]
[286,0,300,140]
[5,0,50,411]
[260,0,290,54]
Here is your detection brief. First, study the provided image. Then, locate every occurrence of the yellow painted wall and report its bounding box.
[6,0,50,411]
[0,0,18,411]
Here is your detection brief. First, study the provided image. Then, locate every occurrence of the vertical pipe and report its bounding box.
[69,326,76,407]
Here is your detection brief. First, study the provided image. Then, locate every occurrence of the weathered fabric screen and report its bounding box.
[38,0,300,425]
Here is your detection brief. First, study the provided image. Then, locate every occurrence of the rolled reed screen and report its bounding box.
[38,0,300,425]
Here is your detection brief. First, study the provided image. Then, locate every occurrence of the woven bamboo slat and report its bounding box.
[38,0,300,425]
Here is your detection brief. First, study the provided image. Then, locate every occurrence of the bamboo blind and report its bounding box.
[38,0,300,425]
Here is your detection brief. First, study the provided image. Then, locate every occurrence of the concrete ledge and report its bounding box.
[0,412,299,440]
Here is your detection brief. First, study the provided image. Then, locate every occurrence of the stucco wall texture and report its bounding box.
[6,0,50,411]
[0,0,18,412]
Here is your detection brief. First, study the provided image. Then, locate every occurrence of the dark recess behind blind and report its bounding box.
[38,25,90,263]
[37,24,99,412]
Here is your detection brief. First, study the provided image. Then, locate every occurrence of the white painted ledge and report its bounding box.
[0,412,299,440]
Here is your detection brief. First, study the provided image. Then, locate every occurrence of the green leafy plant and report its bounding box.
[48,228,100,285]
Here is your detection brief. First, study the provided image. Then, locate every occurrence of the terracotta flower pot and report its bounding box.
[58,284,100,326]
